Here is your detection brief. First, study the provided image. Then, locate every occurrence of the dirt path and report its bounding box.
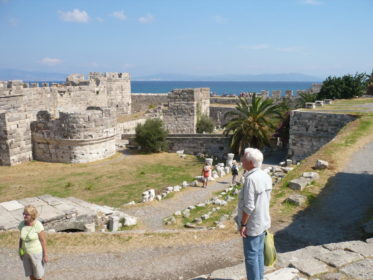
[124,177,233,230]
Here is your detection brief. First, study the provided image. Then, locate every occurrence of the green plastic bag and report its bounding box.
[264,230,277,266]
[19,247,25,257]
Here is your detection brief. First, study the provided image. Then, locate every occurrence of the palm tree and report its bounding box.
[223,94,285,154]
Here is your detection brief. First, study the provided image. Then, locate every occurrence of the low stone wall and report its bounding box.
[131,93,168,113]
[122,133,231,159]
[167,134,231,159]
[288,110,357,161]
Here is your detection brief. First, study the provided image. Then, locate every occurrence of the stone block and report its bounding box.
[302,172,320,181]
[84,223,96,232]
[315,249,363,267]
[264,267,299,280]
[323,240,373,258]
[285,194,307,206]
[340,259,373,280]
[315,159,329,169]
[109,216,120,232]
[0,200,24,211]
[288,177,309,191]
[290,256,329,276]
[0,206,19,230]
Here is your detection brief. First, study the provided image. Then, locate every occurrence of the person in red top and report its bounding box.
[201,163,211,188]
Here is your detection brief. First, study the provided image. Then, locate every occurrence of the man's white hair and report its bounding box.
[244,148,263,168]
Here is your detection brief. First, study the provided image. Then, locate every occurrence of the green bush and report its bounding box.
[196,115,215,133]
[135,119,168,153]
[317,73,368,100]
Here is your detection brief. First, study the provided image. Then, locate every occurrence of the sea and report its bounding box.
[34,81,318,96]
[132,81,317,96]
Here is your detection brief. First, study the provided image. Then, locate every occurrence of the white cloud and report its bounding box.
[58,9,89,23]
[40,57,63,66]
[138,14,154,24]
[302,0,322,5]
[239,44,270,50]
[112,10,127,21]
[212,15,227,24]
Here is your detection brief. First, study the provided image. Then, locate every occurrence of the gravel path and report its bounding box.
[124,177,233,230]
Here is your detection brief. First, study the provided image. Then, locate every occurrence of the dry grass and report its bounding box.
[0,226,238,254]
[0,152,203,207]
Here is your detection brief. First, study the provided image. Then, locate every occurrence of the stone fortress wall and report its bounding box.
[162,88,210,134]
[31,108,117,163]
[0,72,130,165]
[288,110,357,161]
[0,71,328,166]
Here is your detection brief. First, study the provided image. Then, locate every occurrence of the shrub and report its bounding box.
[196,115,215,133]
[135,119,168,153]
[317,73,369,100]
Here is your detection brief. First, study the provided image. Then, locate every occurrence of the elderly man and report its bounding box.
[237,148,272,280]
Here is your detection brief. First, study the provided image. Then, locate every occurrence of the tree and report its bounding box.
[317,73,368,100]
[196,115,215,133]
[366,70,373,96]
[297,91,317,107]
[135,118,168,153]
[223,94,285,154]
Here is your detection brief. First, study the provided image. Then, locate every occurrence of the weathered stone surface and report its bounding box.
[285,194,307,206]
[302,171,320,181]
[0,200,24,211]
[0,206,19,230]
[290,256,329,276]
[277,245,330,268]
[340,259,373,280]
[320,272,347,280]
[264,267,299,280]
[315,159,329,169]
[209,262,246,280]
[315,249,363,267]
[288,177,309,191]
[323,240,373,257]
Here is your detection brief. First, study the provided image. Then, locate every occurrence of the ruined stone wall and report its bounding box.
[194,88,210,117]
[167,134,231,159]
[122,133,231,160]
[0,72,131,120]
[117,118,147,135]
[131,93,168,113]
[288,111,356,161]
[209,106,236,128]
[163,88,210,134]
[31,108,116,163]
[163,89,197,134]
[0,110,32,166]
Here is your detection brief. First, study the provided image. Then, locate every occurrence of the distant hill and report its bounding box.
[0,69,67,81]
[133,73,323,82]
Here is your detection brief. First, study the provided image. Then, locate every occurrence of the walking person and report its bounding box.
[19,205,48,280]
[201,162,211,188]
[231,160,239,186]
[237,148,272,280]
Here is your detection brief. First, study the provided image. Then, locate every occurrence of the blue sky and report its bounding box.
[0,0,372,79]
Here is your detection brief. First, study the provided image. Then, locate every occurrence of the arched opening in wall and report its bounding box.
[58,228,85,233]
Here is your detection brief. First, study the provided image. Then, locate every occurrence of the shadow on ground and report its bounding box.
[275,171,373,253]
